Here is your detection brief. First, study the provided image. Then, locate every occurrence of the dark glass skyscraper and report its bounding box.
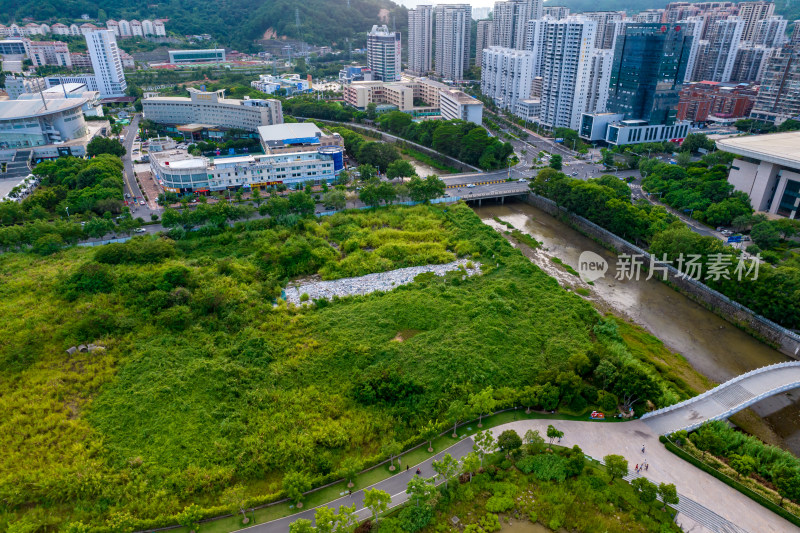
[607,23,694,125]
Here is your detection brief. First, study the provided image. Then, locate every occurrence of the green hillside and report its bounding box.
[1,0,408,51]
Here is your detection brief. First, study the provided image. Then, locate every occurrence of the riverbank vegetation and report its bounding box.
[668,421,800,519]
[0,203,697,530]
[531,158,800,328]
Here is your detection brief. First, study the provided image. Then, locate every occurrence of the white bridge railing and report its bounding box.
[640,361,800,421]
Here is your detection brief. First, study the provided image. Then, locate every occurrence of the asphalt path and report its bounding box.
[241,437,475,532]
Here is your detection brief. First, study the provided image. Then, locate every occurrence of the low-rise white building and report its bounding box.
[142,88,283,132]
[439,89,483,124]
[0,97,89,149]
[719,132,800,218]
[251,74,311,95]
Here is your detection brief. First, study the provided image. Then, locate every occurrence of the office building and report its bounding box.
[481,46,535,112]
[476,20,494,67]
[493,0,530,50]
[439,89,484,123]
[4,75,45,99]
[581,22,693,145]
[168,49,225,64]
[538,18,598,130]
[434,4,471,80]
[257,123,343,154]
[676,81,758,121]
[0,97,89,150]
[251,74,310,96]
[749,45,800,125]
[720,132,800,217]
[338,65,373,84]
[738,1,775,42]
[151,123,343,193]
[142,88,283,133]
[582,12,626,49]
[367,25,401,82]
[693,17,744,82]
[86,30,127,98]
[408,5,433,75]
[515,99,541,121]
[342,77,481,119]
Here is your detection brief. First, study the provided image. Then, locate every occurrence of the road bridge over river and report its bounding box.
[642,361,800,435]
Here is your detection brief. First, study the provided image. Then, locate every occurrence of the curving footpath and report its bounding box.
[641,361,800,435]
[239,418,799,533]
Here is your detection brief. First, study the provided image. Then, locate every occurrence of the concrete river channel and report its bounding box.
[473,201,800,456]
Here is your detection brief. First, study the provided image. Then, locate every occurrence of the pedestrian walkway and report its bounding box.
[240,418,797,533]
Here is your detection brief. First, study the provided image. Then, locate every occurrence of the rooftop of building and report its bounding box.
[0,97,86,120]
[150,150,208,169]
[717,131,800,169]
[257,123,322,143]
[441,89,481,105]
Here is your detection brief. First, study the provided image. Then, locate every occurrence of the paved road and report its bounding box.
[241,438,475,533]
[642,362,800,435]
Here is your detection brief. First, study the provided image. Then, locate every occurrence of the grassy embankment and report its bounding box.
[0,203,697,531]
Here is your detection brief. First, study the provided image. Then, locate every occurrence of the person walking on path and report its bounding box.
[642,444,645,453]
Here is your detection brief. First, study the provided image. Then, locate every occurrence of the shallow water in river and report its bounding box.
[474,200,800,455]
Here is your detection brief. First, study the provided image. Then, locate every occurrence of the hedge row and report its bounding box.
[659,436,800,528]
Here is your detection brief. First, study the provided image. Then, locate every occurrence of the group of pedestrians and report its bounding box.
[636,443,650,475]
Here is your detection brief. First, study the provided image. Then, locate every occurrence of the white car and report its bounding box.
[139,200,145,206]
[134,228,146,233]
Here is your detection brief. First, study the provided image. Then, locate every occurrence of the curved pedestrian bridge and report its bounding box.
[642,361,800,435]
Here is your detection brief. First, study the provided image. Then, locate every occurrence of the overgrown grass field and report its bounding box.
[0,204,693,531]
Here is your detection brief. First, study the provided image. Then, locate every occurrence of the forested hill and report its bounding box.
[552,0,799,25]
[1,0,408,51]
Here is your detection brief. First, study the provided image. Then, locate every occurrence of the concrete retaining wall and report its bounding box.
[522,193,800,359]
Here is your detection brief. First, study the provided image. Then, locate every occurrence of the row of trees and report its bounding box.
[641,155,753,227]
[0,155,126,227]
[532,168,676,245]
[374,112,513,171]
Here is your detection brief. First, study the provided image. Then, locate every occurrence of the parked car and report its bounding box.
[134,228,146,233]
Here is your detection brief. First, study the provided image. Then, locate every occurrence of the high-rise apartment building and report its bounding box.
[582,11,626,49]
[524,18,549,78]
[635,10,665,23]
[481,46,535,111]
[476,20,494,67]
[367,25,401,82]
[538,18,599,130]
[692,17,744,82]
[434,4,472,80]
[750,45,800,124]
[86,30,127,97]
[681,17,706,82]
[792,21,800,44]
[738,1,775,42]
[543,6,570,18]
[585,48,614,114]
[408,5,433,75]
[751,16,787,47]
[730,45,775,82]
[492,0,530,50]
